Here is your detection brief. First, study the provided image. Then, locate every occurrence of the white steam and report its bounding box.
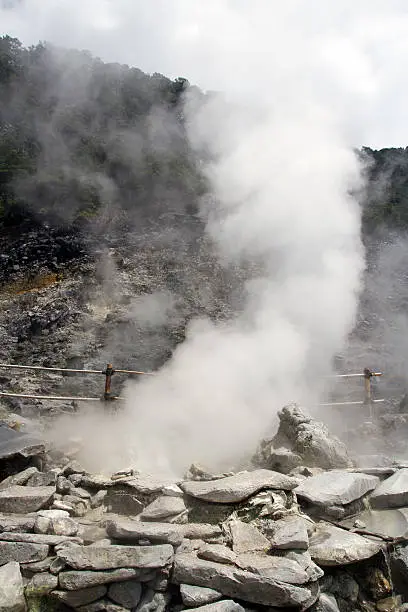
[98,3,367,476]
[44,2,388,476]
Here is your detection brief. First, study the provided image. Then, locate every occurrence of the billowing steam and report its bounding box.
[52,3,370,477]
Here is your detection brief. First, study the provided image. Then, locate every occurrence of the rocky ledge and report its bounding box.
[0,404,407,612]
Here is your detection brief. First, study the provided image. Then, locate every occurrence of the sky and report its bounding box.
[2,0,408,148]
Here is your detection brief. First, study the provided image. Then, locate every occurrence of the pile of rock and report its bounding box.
[0,404,408,611]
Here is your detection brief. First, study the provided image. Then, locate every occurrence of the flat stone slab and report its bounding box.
[370,469,408,509]
[198,544,237,566]
[268,515,309,550]
[0,541,49,565]
[0,531,82,546]
[58,543,174,570]
[0,424,45,461]
[0,486,55,513]
[0,561,25,612]
[192,602,244,612]
[235,551,311,584]
[51,586,107,607]
[181,470,297,504]
[180,584,222,607]
[106,518,184,546]
[172,552,311,607]
[0,513,36,532]
[182,524,222,540]
[139,495,186,521]
[295,471,379,506]
[59,567,154,590]
[309,522,382,566]
[341,508,408,539]
[229,520,270,554]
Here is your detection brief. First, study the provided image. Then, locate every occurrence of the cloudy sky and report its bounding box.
[2,0,408,148]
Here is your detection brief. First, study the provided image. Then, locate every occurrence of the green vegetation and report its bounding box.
[0,35,206,229]
[1,35,408,237]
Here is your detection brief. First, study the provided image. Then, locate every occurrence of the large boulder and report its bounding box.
[268,404,352,470]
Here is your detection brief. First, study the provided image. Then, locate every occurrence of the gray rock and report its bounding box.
[340,507,408,539]
[0,531,82,546]
[295,471,379,506]
[254,444,302,474]
[180,584,223,607]
[272,404,352,470]
[106,518,184,546]
[197,544,237,565]
[235,551,310,584]
[146,567,170,592]
[123,474,181,495]
[58,543,174,570]
[59,567,154,590]
[0,486,55,513]
[0,541,49,564]
[311,593,340,612]
[49,556,66,574]
[370,469,408,509]
[267,515,309,550]
[27,471,57,487]
[50,516,79,537]
[71,487,91,499]
[0,467,39,490]
[390,543,408,600]
[25,571,58,594]
[309,522,382,566]
[182,524,223,541]
[229,519,270,554]
[135,588,170,612]
[0,561,25,612]
[104,491,144,515]
[0,514,35,533]
[172,552,312,607]
[56,475,72,494]
[62,460,86,476]
[283,550,324,582]
[139,495,187,521]
[69,473,84,487]
[108,580,142,608]
[76,600,128,611]
[90,490,107,508]
[181,469,297,503]
[51,585,107,607]
[20,556,53,574]
[192,603,244,612]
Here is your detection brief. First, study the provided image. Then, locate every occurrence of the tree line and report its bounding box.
[1,35,407,238]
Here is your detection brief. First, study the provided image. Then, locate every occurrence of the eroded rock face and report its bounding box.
[270,404,352,470]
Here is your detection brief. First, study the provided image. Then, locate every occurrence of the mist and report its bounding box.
[44,2,377,477]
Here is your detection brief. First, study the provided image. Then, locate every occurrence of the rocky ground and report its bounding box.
[0,403,408,611]
[2,225,408,610]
